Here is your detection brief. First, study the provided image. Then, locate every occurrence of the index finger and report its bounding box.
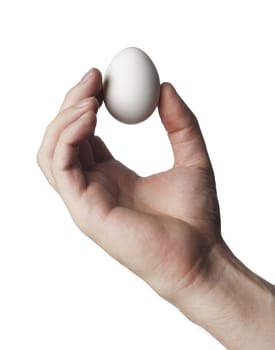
[59,68,102,111]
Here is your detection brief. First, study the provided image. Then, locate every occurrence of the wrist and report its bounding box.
[174,240,275,349]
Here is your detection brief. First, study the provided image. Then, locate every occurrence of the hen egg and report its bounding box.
[103,47,160,124]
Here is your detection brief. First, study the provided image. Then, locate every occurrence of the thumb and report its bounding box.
[158,83,210,168]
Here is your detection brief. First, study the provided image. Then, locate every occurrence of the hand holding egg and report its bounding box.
[103,47,160,124]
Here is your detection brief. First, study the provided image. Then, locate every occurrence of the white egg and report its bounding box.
[103,47,160,124]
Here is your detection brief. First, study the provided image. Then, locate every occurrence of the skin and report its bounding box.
[37,68,275,349]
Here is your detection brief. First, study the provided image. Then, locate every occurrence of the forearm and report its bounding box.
[175,241,275,349]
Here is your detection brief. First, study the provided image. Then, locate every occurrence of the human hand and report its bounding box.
[37,68,275,349]
[37,68,221,311]
[38,69,220,308]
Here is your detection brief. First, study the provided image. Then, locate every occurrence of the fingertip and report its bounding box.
[92,68,103,87]
[68,110,97,146]
[90,96,100,112]
[81,68,103,97]
[60,68,103,112]
[159,82,177,101]
[81,67,102,84]
[158,82,195,133]
[158,82,181,132]
[74,96,99,114]
[158,82,178,111]
[96,88,104,107]
[158,82,210,168]
[81,109,97,130]
[160,82,176,93]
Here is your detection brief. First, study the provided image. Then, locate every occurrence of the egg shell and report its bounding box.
[103,47,160,124]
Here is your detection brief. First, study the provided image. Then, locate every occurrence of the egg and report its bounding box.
[103,47,160,124]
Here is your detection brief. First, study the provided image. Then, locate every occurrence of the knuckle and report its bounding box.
[36,149,43,168]
[64,87,73,99]
[64,85,77,101]
[44,121,53,135]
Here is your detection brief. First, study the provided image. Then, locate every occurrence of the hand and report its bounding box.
[37,68,275,349]
[37,68,221,307]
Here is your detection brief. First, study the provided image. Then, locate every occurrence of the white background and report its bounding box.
[0,1,275,349]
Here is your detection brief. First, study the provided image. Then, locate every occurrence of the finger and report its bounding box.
[96,88,104,107]
[59,68,102,111]
[158,83,210,168]
[47,97,99,158]
[37,68,101,190]
[52,110,96,201]
[37,97,99,189]
[90,136,114,163]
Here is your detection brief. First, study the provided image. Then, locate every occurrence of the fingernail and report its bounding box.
[76,97,92,108]
[81,68,95,83]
